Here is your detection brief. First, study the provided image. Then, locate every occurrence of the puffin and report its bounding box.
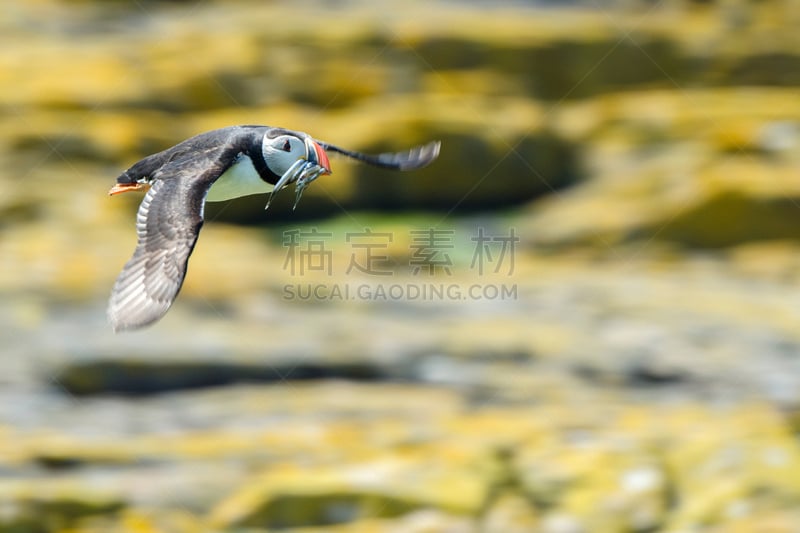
[107,125,440,332]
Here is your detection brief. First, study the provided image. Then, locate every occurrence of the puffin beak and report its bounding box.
[305,138,331,174]
[265,139,332,211]
[108,182,150,196]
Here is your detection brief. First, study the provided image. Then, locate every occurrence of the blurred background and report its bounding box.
[3,0,800,531]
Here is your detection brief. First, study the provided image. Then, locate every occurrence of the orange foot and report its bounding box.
[108,182,150,196]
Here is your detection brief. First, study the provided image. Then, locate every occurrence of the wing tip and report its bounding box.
[107,303,167,333]
[415,140,441,170]
[392,140,441,171]
[107,302,138,333]
[107,284,173,333]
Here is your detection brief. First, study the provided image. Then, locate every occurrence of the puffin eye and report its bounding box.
[282,139,292,152]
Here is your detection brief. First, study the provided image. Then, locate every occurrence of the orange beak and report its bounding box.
[108,182,150,196]
[307,140,331,175]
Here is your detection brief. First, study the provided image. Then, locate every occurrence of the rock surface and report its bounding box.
[4,0,800,532]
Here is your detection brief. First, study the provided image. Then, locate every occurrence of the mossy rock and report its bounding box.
[210,460,488,529]
[53,358,391,396]
[715,52,800,87]
[497,37,684,101]
[646,190,800,248]
[347,127,582,213]
[167,71,259,112]
[221,490,421,529]
[0,487,125,532]
[280,52,393,109]
[51,508,203,533]
[6,2,800,115]
[400,25,685,101]
[660,405,800,529]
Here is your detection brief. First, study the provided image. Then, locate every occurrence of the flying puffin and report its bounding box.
[107,125,440,332]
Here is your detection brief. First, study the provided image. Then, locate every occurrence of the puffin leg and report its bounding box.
[109,182,151,196]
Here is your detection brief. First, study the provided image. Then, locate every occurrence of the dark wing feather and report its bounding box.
[108,152,230,332]
[317,140,440,171]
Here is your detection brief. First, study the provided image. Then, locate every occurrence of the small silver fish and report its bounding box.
[293,163,327,210]
[265,158,308,210]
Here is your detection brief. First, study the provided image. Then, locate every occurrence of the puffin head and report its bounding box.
[262,131,331,179]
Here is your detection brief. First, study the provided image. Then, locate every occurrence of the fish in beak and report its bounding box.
[265,138,332,210]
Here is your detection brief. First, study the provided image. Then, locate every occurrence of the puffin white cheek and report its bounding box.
[261,135,272,164]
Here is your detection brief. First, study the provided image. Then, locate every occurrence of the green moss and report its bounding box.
[227,490,422,528]
[0,489,125,532]
[211,458,488,530]
[652,191,800,248]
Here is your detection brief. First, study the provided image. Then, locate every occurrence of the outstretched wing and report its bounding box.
[317,140,440,171]
[108,154,229,332]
